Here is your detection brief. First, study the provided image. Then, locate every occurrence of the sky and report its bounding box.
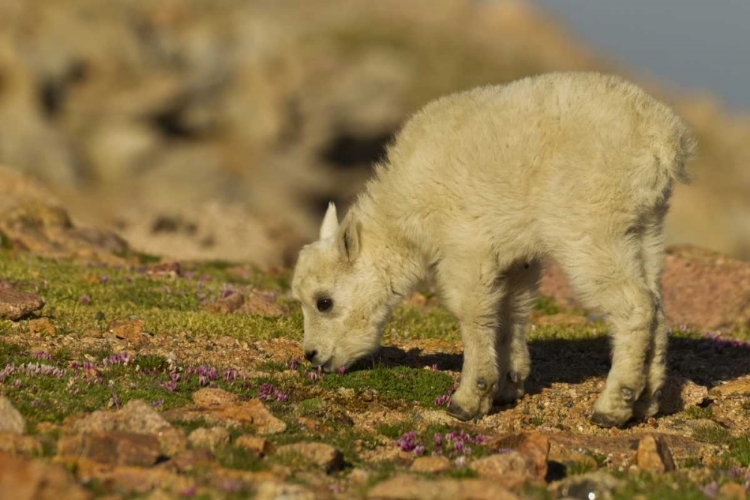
[531,0,750,112]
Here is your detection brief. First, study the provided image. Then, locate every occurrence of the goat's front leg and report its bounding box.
[435,253,502,421]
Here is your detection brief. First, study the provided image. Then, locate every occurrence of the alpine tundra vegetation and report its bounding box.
[291,71,696,427]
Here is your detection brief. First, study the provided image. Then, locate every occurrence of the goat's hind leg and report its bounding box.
[558,238,656,428]
[632,214,670,421]
[494,260,540,405]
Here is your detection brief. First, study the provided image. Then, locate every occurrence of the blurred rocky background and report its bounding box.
[1,0,749,267]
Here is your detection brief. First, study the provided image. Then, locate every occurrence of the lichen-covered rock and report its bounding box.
[275,442,344,473]
[0,397,26,434]
[187,427,230,452]
[367,474,519,500]
[635,434,676,473]
[0,288,44,321]
[0,452,90,500]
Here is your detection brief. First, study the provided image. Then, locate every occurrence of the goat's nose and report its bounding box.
[304,350,318,362]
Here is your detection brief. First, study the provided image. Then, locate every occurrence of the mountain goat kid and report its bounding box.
[291,72,695,428]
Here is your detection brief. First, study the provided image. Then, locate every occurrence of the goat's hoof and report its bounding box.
[590,411,625,428]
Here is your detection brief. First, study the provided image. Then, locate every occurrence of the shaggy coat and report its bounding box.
[292,71,696,427]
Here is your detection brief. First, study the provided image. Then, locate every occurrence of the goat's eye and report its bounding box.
[316,297,333,312]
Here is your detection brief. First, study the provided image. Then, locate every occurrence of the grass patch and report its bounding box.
[613,472,708,500]
[691,424,731,445]
[728,435,750,466]
[320,365,454,407]
[684,406,713,420]
[216,447,267,472]
[384,305,459,341]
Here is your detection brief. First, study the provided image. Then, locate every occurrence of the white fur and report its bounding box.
[291,71,696,427]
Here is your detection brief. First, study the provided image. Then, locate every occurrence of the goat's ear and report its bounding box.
[319,202,339,240]
[337,213,361,263]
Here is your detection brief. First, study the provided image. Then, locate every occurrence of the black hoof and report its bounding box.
[589,411,622,428]
[446,401,475,422]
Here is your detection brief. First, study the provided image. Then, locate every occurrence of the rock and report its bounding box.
[166,398,288,434]
[516,433,550,481]
[74,460,193,495]
[275,442,344,473]
[710,377,750,397]
[254,482,318,500]
[0,397,26,434]
[0,432,42,456]
[162,449,216,474]
[192,387,238,407]
[188,427,230,452]
[549,471,621,500]
[659,376,709,414]
[203,291,244,314]
[0,452,90,500]
[108,319,147,346]
[26,317,57,335]
[235,435,272,457]
[410,455,452,473]
[367,474,519,500]
[202,399,287,435]
[469,450,536,488]
[0,288,44,320]
[0,179,129,263]
[70,399,186,457]
[57,431,163,467]
[719,482,747,500]
[635,434,676,473]
[241,290,284,317]
[146,262,182,280]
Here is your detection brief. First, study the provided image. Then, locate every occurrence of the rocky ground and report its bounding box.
[0,215,749,499]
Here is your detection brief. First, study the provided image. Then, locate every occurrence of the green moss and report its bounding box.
[613,472,708,500]
[684,406,713,419]
[728,434,750,466]
[215,446,267,472]
[384,304,459,341]
[320,365,453,407]
[691,424,731,444]
[297,398,326,415]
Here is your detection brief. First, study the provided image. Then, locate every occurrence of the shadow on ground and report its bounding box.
[364,334,750,395]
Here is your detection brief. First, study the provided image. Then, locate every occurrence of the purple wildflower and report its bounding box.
[434,386,455,407]
[152,399,164,408]
[434,433,443,447]
[702,481,718,498]
[0,364,12,383]
[396,432,420,452]
[287,358,301,370]
[13,379,22,389]
[103,352,131,367]
[180,486,197,498]
[80,295,91,305]
[32,351,52,360]
[257,383,288,402]
[413,445,426,456]
[223,369,240,383]
[99,275,109,284]
[337,366,347,376]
